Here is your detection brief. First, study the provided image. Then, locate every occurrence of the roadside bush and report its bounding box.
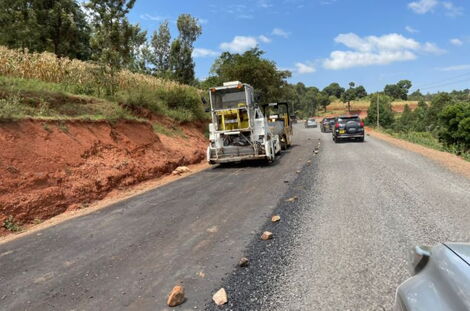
[438,102,470,152]
[365,94,394,128]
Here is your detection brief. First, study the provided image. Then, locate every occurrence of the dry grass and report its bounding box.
[321,100,419,117]
[0,46,206,122]
[0,46,191,94]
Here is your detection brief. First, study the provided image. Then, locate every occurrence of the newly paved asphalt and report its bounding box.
[0,124,317,310]
[1,125,469,310]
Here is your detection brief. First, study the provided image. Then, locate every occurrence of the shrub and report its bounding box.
[438,102,470,152]
[365,94,395,128]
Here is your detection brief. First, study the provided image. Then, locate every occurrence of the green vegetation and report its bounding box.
[382,130,470,161]
[367,88,470,161]
[206,48,291,105]
[384,80,412,100]
[365,94,395,128]
[2,216,23,232]
[0,76,140,121]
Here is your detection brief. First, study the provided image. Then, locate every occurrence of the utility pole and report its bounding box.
[376,93,380,128]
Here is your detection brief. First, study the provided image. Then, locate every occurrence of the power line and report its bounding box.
[415,71,470,90]
[419,77,470,91]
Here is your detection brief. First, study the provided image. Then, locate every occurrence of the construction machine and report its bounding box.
[262,102,293,150]
[206,81,281,164]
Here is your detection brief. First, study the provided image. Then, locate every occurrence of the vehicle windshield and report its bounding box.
[211,89,247,110]
[338,117,360,123]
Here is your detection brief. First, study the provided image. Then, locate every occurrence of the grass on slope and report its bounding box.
[0,46,206,122]
[0,76,140,121]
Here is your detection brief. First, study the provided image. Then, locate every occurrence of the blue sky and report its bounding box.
[128,0,470,93]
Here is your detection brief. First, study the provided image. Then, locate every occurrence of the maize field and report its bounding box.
[0,46,197,96]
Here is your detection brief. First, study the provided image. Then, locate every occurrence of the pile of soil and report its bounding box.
[0,119,207,232]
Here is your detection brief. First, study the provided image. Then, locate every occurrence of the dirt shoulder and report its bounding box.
[367,128,470,179]
[0,119,209,237]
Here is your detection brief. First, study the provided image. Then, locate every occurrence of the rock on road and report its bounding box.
[1,125,469,310]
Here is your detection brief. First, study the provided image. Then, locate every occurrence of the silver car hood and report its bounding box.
[445,242,470,266]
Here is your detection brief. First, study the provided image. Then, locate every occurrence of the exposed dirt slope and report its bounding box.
[0,119,207,231]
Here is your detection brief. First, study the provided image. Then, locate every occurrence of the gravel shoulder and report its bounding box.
[206,130,470,311]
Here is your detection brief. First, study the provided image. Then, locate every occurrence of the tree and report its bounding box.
[384,80,412,100]
[354,85,367,99]
[169,14,202,84]
[149,20,171,75]
[365,94,394,128]
[86,0,143,93]
[411,100,429,131]
[438,102,470,151]
[394,104,415,132]
[126,23,148,73]
[426,93,454,131]
[323,82,344,98]
[341,82,357,113]
[0,0,91,60]
[210,48,291,104]
[409,89,424,101]
[170,39,195,84]
[86,0,138,68]
[317,91,331,113]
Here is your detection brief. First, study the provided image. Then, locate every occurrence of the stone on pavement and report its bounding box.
[167,285,185,307]
[213,288,228,305]
[261,231,273,240]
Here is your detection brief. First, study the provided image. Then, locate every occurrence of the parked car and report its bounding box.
[332,115,364,142]
[320,117,336,133]
[305,118,317,128]
[394,243,470,311]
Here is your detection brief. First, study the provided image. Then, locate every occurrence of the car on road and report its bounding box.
[305,118,317,128]
[320,117,335,133]
[394,243,470,311]
[332,115,364,142]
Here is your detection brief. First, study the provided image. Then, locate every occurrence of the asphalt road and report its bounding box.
[0,124,317,310]
[1,125,469,310]
[206,126,470,311]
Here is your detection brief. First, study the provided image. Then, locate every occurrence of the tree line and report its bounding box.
[0,0,203,86]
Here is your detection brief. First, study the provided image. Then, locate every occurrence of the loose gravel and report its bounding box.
[205,133,470,311]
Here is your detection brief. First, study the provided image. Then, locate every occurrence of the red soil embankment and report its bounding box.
[0,119,207,231]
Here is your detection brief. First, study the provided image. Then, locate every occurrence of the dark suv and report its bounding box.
[332,115,365,142]
[320,117,335,133]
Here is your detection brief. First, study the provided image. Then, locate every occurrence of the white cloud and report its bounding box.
[334,33,420,52]
[295,62,316,74]
[405,26,419,33]
[192,48,218,58]
[258,35,272,43]
[140,14,167,22]
[450,38,463,46]
[323,33,446,70]
[258,0,272,8]
[438,64,470,71]
[408,0,463,16]
[421,42,446,54]
[198,18,208,25]
[442,1,463,16]
[220,36,258,53]
[272,28,290,38]
[408,0,438,14]
[324,50,417,70]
